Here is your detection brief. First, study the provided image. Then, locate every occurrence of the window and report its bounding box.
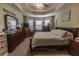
[35,20,43,30]
[28,20,34,31]
[45,20,50,26]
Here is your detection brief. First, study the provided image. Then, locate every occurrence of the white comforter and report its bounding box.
[32,32,73,49]
[33,32,64,40]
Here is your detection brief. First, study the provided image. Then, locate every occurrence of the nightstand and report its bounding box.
[69,37,79,56]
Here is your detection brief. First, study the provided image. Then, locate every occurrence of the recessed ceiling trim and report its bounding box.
[23,11,56,17]
[14,3,64,17]
[55,3,64,11]
[25,3,54,12]
[15,3,23,11]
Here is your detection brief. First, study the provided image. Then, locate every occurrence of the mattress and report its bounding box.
[32,32,72,49]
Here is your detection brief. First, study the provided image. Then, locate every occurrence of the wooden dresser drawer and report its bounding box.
[0,33,8,56]
[0,44,7,53]
[0,40,7,46]
[0,49,8,56]
[0,35,6,40]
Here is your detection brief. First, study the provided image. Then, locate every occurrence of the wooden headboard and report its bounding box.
[56,27,79,39]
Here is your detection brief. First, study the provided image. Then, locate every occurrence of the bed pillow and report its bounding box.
[52,29,67,37]
[51,29,57,32]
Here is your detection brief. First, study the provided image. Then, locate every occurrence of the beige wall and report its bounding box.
[55,4,79,28]
[0,3,23,31]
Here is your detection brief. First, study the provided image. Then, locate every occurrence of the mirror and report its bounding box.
[4,14,18,34]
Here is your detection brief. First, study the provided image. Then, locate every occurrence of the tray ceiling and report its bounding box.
[15,3,64,17]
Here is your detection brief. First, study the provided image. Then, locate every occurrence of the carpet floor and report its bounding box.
[32,49,71,56]
[8,38,71,56]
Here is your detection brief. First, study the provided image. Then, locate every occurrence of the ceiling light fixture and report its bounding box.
[33,3,45,9]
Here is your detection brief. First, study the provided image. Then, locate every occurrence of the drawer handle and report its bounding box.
[0,46,4,48]
[0,35,3,37]
[0,41,4,43]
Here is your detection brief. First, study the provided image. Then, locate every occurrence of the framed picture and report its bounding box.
[62,10,71,21]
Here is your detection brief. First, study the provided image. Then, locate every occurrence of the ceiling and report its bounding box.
[15,3,64,17]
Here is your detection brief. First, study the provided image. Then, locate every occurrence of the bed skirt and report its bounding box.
[30,45,69,52]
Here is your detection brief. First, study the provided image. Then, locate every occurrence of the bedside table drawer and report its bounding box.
[69,38,79,55]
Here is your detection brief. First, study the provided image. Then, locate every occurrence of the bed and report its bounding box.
[30,28,78,52]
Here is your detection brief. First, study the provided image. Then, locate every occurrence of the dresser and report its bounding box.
[0,32,8,56]
[7,31,24,53]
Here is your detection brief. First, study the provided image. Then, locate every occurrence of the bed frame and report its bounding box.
[30,27,79,53]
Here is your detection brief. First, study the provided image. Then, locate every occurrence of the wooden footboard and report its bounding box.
[29,37,33,53]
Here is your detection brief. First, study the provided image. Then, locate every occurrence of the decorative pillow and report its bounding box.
[51,29,67,37]
[56,29,67,37]
[51,29,57,32]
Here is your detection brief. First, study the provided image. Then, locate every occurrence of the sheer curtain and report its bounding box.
[28,20,34,31]
[35,20,43,31]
